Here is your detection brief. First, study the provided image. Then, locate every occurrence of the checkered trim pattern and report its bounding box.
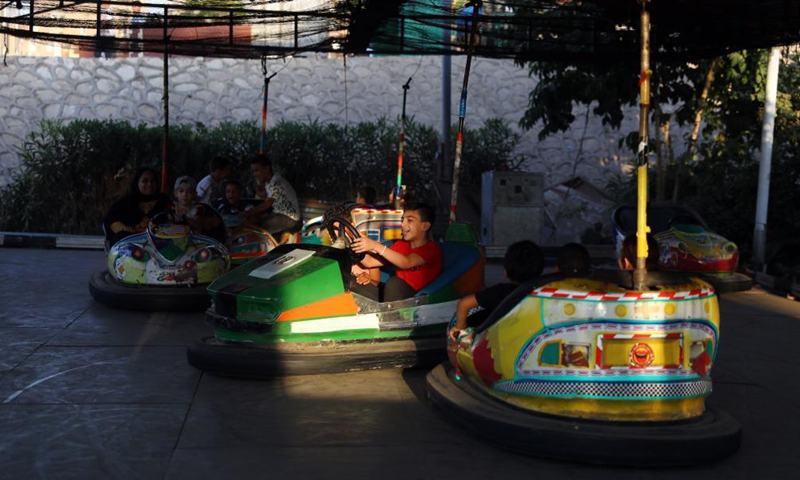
[493,379,713,399]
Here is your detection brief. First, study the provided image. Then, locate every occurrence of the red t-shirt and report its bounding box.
[390,240,442,291]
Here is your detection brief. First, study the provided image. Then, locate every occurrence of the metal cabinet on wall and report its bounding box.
[481,171,544,247]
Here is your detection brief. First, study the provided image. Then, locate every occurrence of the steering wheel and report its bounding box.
[323,214,365,261]
[324,214,360,244]
[149,212,179,229]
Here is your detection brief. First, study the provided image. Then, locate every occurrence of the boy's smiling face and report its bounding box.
[400,209,430,244]
[174,183,196,206]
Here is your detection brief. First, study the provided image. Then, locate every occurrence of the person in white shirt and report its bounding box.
[245,154,302,238]
[196,156,231,205]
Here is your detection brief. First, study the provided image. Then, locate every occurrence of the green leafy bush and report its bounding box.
[0,117,521,234]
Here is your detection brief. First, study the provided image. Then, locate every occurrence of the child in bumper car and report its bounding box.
[172,176,226,244]
[350,202,442,302]
[448,240,544,341]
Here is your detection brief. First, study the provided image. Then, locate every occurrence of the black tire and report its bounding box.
[701,272,753,294]
[426,363,741,466]
[187,335,446,378]
[88,270,210,311]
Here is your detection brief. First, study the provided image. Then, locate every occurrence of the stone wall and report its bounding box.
[0,54,641,190]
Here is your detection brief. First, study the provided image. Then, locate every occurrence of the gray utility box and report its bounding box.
[481,171,544,247]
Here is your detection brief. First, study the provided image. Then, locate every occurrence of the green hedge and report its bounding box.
[0,117,522,234]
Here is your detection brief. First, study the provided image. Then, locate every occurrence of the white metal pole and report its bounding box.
[753,47,781,271]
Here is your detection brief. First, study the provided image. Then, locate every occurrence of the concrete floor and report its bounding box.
[0,247,798,479]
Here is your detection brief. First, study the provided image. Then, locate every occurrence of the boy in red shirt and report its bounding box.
[350,202,442,302]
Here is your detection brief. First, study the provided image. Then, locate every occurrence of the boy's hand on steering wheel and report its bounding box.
[350,237,376,254]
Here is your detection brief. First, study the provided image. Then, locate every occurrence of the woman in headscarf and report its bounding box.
[103,167,172,246]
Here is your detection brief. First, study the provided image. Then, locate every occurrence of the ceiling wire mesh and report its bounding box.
[1,1,799,61]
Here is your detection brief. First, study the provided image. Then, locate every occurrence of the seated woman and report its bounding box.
[172,175,227,244]
[350,202,442,302]
[103,167,171,247]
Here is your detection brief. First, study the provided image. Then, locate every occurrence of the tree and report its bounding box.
[515,48,800,262]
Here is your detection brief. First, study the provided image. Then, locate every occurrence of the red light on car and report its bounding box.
[197,248,211,261]
[131,246,146,260]
[184,260,196,270]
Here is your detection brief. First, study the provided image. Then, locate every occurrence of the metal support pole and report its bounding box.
[395,78,411,207]
[95,1,101,37]
[440,1,451,181]
[229,10,233,45]
[634,1,651,291]
[449,0,480,223]
[161,8,169,193]
[753,47,781,271]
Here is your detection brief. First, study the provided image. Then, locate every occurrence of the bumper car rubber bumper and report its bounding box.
[88,270,211,311]
[425,362,741,466]
[187,335,446,378]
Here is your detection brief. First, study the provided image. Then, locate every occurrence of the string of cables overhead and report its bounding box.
[2,1,800,62]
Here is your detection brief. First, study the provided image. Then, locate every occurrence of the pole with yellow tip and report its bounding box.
[634,0,651,291]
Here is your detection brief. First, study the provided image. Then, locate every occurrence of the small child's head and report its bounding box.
[504,240,544,284]
[210,156,231,181]
[250,154,273,183]
[619,232,660,270]
[401,202,435,242]
[557,242,591,275]
[224,180,244,204]
[174,176,198,206]
[356,186,377,205]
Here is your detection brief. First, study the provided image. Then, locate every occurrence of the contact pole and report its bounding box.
[634,0,651,291]
[258,58,280,156]
[395,78,411,208]
[259,56,269,155]
[161,11,169,193]
[449,0,481,223]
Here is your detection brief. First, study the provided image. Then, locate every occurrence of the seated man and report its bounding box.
[172,175,226,244]
[350,202,442,302]
[245,154,302,242]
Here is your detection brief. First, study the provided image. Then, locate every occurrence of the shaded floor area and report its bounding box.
[0,248,798,479]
